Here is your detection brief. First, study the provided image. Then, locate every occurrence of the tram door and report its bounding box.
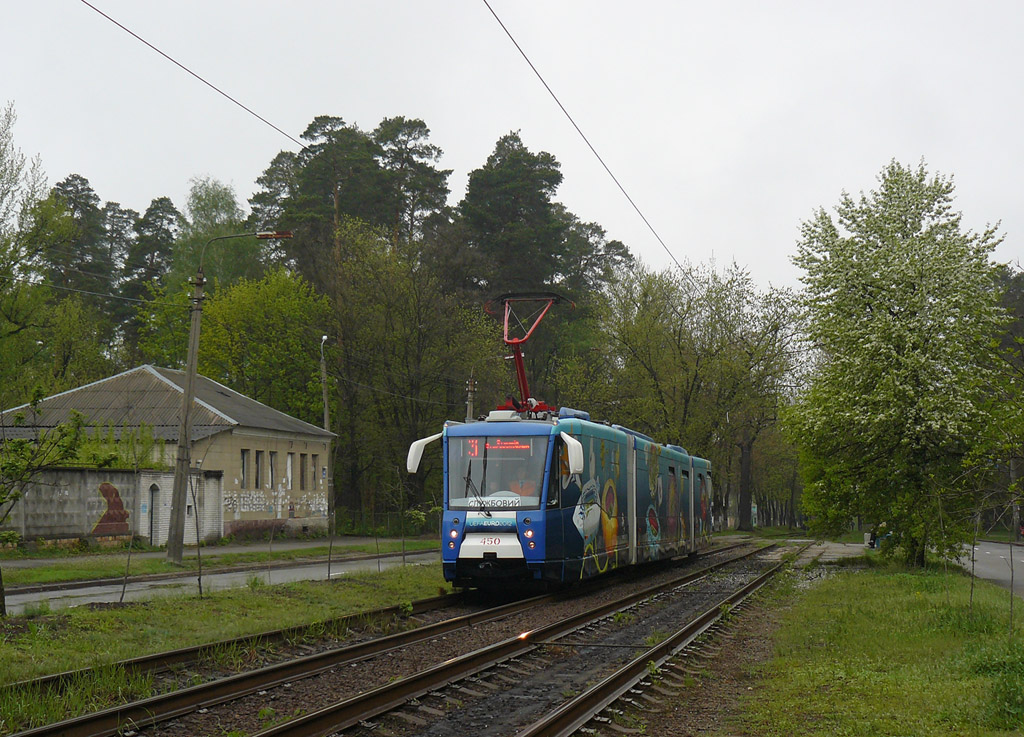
[545,440,564,562]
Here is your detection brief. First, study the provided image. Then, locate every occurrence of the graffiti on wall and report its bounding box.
[92,482,130,536]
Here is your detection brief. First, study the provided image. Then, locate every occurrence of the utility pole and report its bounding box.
[320,335,333,527]
[465,374,476,422]
[166,231,291,565]
[166,270,205,565]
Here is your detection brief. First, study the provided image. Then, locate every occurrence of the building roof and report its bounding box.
[0,365,335,442]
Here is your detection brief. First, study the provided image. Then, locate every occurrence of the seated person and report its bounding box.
[510,465,537,496]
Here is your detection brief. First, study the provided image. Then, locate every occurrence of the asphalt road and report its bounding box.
[3,546,439,615]
[961,540,1024,598]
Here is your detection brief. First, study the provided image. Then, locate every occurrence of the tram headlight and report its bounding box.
[523,528,534,539]
[528,541,536,549]
[448,541,455,549]
[449,529,459,539]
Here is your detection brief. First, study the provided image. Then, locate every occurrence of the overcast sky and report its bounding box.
[4,1,1021,289]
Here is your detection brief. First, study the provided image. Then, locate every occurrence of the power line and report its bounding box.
[330,371,453,407]
[78,0,305,151]
[481,0,687,275]
[0,272,181,307]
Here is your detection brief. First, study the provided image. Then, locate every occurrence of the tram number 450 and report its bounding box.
[479,536,501,546]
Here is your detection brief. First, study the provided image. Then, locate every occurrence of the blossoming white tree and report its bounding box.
[791,160,1005,563]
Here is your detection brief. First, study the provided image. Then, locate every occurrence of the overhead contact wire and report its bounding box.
[78,0,305,150]
[481,0,686,274]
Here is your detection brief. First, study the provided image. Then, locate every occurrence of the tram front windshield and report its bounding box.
[448,436,547,510]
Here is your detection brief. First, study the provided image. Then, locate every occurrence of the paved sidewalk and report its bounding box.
[0,536,413,569]
[787,539,869,566]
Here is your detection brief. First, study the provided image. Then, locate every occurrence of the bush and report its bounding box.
[0,530,21,548]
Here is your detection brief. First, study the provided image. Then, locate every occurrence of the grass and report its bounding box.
[0,562,447,681]
[0,539,438,587]
[738,559,1024,736]
[0,563,448,734]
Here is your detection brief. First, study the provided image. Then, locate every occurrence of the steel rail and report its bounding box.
[6,540,747,699]
[9,590,557,737]
[249,544,774,737]
[517,546,807,737]
[8,542,756,737]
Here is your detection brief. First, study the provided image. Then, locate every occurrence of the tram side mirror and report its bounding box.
[559,432,585,475]
[407,432,442,474]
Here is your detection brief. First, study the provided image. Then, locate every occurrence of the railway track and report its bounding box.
[515,553,795,736]
[7,542,761,737]
[3,593,461,697]
[242,545,783,737]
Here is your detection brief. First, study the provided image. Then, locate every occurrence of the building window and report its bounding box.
[269,451,277,489]
[300,453,307,491]
[255,450,264,489]
[240,449,250,489]
[312,454,319,487]
[286,452,294,490]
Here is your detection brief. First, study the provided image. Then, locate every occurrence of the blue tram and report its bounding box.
[408,407,713,588]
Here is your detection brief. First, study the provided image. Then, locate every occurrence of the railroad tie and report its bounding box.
[659,671,688,687]
[665,662,702,677]
[392,711,428,726]
[504,665,535,676]
[604,723,643,735]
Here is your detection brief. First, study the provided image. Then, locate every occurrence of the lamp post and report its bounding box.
[166,230,292,564]
[320,335,330,432]
[319,335,334,531]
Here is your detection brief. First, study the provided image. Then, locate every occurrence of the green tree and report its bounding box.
[167,177,258,291]
[47,174,110,299]
[556,261,798,531]
[327,218,503,512]
[101,201,137,282]
[280,117,392,293]
[248,151,297,242]
[199,269,332,426]
[372,116,451,243]
[0,401,84,616]
[40,296,114,392]
[790,160,1005,563]
[553,205,633,298]
[119,196,180,362]
[459,131,566,294]
[0,103,74,407]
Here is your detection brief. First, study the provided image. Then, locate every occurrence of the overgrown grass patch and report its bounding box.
[739,560,1024,736]
[0,563,447,687]
[0,563,447,733]
[0,664,156,736]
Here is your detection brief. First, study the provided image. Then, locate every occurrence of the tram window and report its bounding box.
[548,441,561,507]
[547,475,559,507]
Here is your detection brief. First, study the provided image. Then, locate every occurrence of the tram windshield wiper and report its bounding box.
[464,460,491,517]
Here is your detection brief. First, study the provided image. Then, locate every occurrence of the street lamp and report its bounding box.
[166,230,292,564]
[319,334,334,554]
